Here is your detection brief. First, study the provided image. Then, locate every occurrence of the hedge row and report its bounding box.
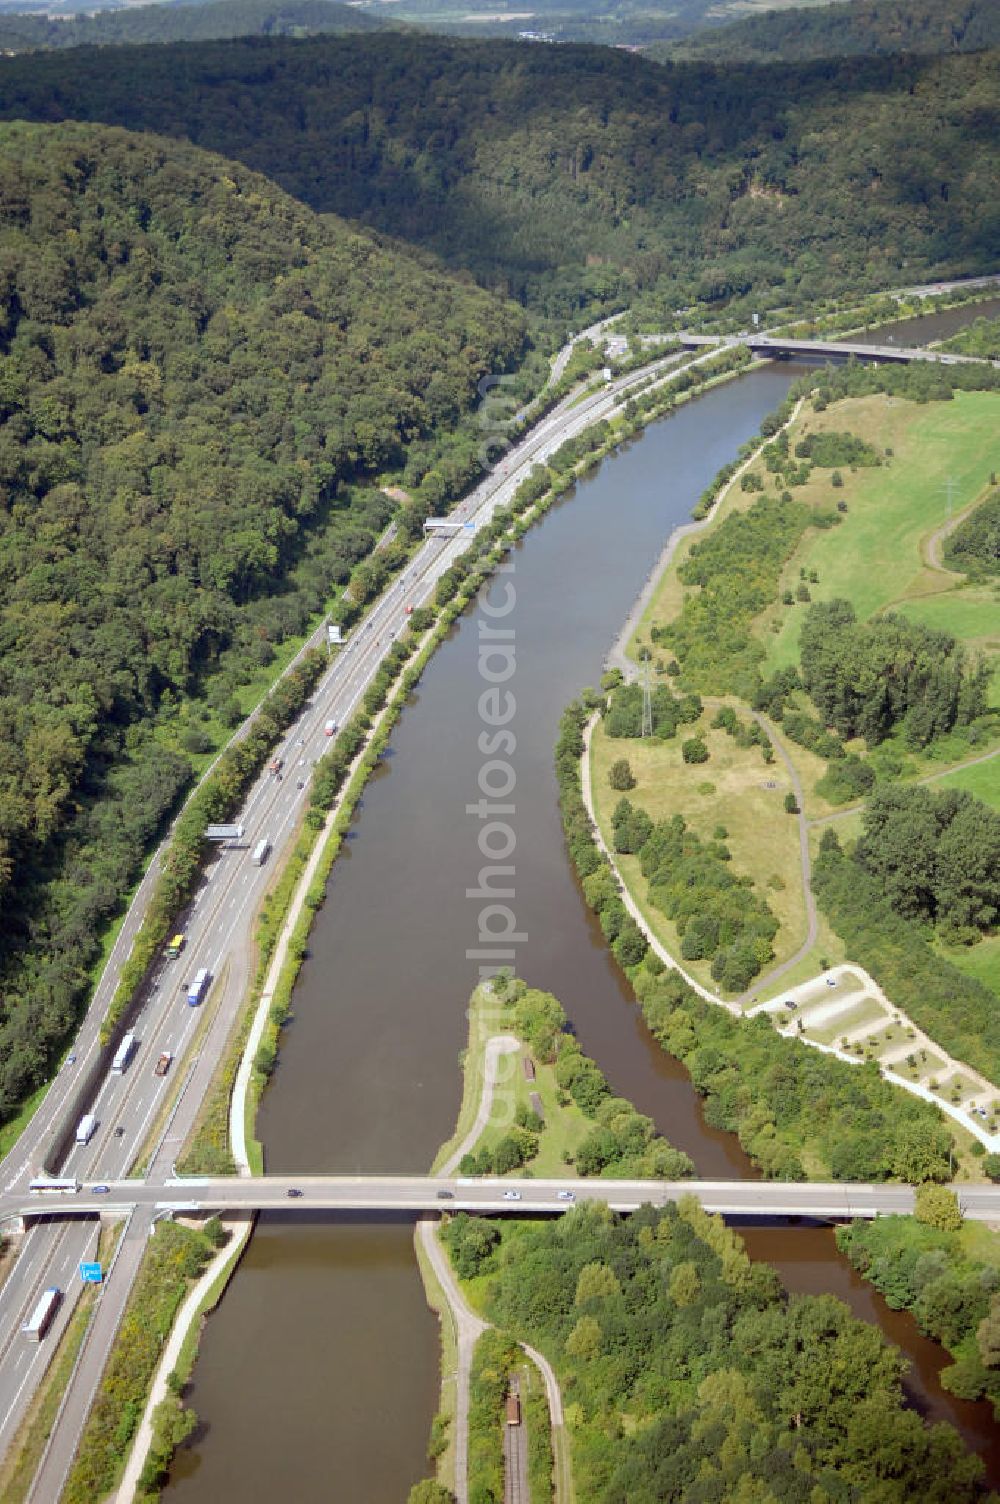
[63,1220,225,1504]
[555,699,953,1183]
[100,649,326,1044]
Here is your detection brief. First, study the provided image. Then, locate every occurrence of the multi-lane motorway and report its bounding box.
[0,296,993,1490]
[0,337,711,1485]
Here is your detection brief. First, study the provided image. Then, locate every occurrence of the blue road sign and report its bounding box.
[79,1262,102,1284]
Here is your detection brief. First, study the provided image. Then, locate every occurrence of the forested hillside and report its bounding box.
[0,0,386,55]
[654,0,1000,64]
[0,120,524,1117]
[1,34,997,317]
[343,0,828,48]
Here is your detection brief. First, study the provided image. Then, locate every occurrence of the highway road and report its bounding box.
[8,1174,1000,1221]
[0,335,718,1482]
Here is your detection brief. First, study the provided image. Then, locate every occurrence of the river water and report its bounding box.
[168,330,1000,1501]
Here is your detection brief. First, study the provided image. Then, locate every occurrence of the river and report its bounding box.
[167,331,1000,1501]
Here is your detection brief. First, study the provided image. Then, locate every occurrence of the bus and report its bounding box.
[28,1177,81,1195]
[111,1031,136,1075]
[22,1287,62,1342]
[166,933,185,960]
[186,968,210,1007]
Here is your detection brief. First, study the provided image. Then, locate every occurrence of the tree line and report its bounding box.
[0,33,998,321]
[0,119,525,1122]
[450,1199,985,1500]
[655,0,1000,65]
[800,599,989,749]
[813,829,1000,1088]
[556,700,955,1181]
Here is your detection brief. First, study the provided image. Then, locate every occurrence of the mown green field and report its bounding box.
[931,750,1000,809]
[945,933,1000,998]
[760,390,1000,674]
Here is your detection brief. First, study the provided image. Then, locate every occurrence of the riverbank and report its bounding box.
[416,981,581,1504]
[595,379,1000,1138]
[161,313,1000,1498]
[107,340,757,1496]
[115,1215,253,1504]
[415,973,703,1501]
[177,338,755,1178]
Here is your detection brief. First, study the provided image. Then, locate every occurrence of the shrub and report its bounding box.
[681,736,709,764]
[608,757,636,791]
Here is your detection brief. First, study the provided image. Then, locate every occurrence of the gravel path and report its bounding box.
[440,1035,521,1176]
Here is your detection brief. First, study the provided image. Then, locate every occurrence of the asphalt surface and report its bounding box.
[0,338,715,1480]
[2,306,987,1486]
[10,1175,1000,1221]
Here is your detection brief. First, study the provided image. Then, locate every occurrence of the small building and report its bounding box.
[529,1092,545,1124]
[506,1393,521,1427]
[522,1056,536,1082]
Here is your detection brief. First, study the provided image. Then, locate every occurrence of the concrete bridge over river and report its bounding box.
[679,332,992,366]
[11,1175,1000,1224]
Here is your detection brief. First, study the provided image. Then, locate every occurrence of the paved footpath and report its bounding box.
[419,1032,569,1504]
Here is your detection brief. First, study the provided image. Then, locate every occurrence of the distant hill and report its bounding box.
[0,0,388,52]
[337,0,833,49]
[651,0,1000,64]
[1,31,997,318]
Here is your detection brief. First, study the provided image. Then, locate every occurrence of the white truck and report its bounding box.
[76,1112,97,1145]
[186,968,210,1007]
[22,1287,62,1342]
[111,1031,136,1075]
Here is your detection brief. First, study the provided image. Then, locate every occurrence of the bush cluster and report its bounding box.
[556,697,954,1183]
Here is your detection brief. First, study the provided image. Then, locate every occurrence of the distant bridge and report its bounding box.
[11,1175,1000,1223]
[678,332,990,367]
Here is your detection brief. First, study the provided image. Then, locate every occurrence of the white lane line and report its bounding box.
[0,1345,45,1447]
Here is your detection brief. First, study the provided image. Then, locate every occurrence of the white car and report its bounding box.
[557,1190,575,1202]
[825,977,837,988]
[502,1190,521,1202]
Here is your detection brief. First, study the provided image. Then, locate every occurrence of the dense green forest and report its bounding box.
[800,598,989,748]
[856,784,1000,936]
[612,799,780,991]
[654,0,1000,64]
[448,1200,985,1500]
[1,34,998,318]
[0,0,386,54]
[0,120,524,1117]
